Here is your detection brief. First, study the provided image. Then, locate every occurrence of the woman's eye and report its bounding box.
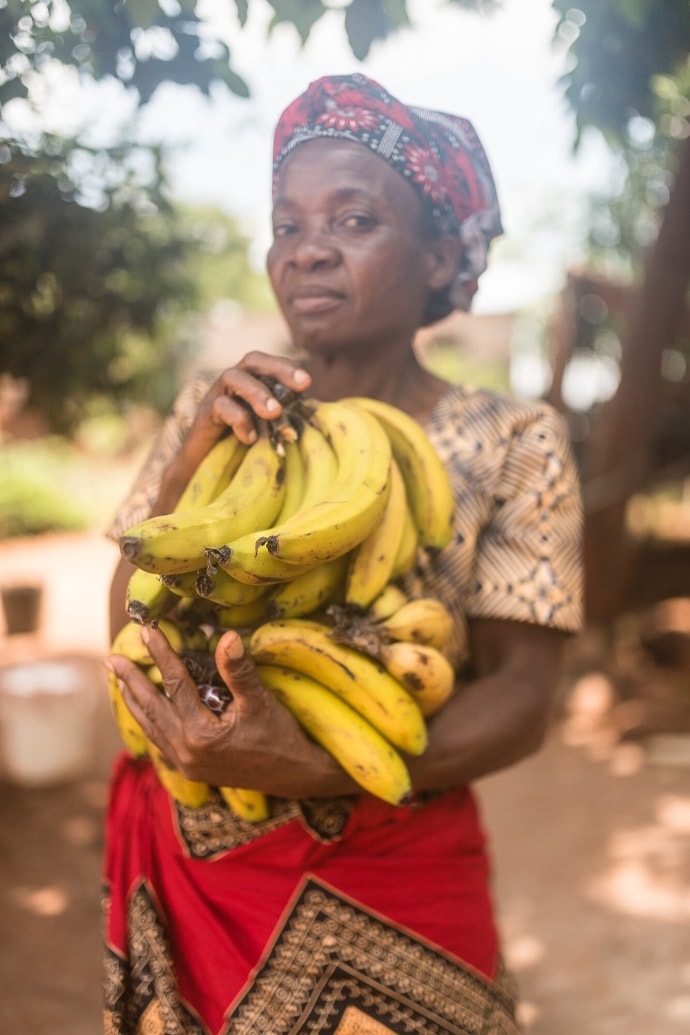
[342,213,375,230]
[272,221,296,238]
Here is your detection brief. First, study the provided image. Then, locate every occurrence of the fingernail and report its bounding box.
[293,369,310,386]
[266,397,281,414]
[247,428,258,443]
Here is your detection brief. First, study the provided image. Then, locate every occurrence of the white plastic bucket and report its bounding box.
[0,661,96,786]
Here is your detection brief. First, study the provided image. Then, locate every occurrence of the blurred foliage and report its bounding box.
[1,0,687,440]
[0,436,97,536]
[552,0,690,276]
[0,0,249,113]
[0,136,267,433]
[424,340,510,394]
[0,0,494,100]
[551,0,689,147]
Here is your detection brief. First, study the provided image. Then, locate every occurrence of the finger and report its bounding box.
[214,630,267,709]
[106,654,179,757]
[139,626,209,724]
[236,352,312,395]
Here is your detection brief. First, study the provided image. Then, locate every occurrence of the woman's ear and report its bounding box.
[425,234,463,293]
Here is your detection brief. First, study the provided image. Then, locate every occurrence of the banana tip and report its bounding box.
[126,602,148,624]
[120,537,141,562]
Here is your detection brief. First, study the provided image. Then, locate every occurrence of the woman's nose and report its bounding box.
[289,229,339,269]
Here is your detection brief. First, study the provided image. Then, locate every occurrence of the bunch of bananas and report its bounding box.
[110,390,459,816]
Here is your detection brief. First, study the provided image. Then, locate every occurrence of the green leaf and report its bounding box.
[124,0,162,31]
[233,0,250,25]
[266,0,327,45]
[344,0,406,60]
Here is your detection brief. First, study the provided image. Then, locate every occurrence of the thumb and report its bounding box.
[215,630,266,708]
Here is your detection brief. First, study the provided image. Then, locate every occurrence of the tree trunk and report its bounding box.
[582,133,690,626]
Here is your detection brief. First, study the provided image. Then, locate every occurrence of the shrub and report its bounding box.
[0,437,99,538]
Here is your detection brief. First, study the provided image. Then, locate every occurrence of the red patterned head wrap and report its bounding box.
[273,73,503,311]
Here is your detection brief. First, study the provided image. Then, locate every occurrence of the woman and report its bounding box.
[105,74,583,1034]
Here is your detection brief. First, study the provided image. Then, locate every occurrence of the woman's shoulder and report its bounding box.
[431,382,571,445]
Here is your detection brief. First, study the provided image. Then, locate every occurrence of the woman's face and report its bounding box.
[267,138,441,357]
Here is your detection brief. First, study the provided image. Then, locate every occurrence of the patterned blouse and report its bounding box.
[107,370,584,665]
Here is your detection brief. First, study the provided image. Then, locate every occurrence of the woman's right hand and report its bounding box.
[158,351,312,512]
[107,624,356,799]
[188,351,311,448]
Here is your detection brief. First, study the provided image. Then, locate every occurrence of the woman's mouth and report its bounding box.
[289,287,343,315]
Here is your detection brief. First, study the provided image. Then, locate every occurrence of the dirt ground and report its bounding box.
[0,531,689,1034]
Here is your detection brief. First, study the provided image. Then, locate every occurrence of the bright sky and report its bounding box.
[10,0,617,313]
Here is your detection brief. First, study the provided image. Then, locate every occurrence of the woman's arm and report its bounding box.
[105,616,565,799]
[408,617,565,789]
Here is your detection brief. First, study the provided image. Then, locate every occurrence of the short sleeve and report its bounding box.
[466,403,584,632]
[105,369,218,542]
[405,386,584,663]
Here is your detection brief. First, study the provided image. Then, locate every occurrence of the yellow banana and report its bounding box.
[345,457,407,610]
[374,597,455,651]
[390,495,419,580]
[350,396,454,550]
[108,621,186,756]
[253,400,393,566]
[180,623,210,652]
[366,583,409,623]
[217,417,340,584]
[257,663,412,806]
[219,786,270,822]
[295,416,339,509]
[378,640,456,717]
[174,595,219,627]
[120,431,286,575]
[249,618,427,756]
[272,438,306,522]
[147,741,211,808]
[214,596,273,630]
[194,567,269,607]
[175,433,248,511]
[106,670,149,757]
[160,570,201,599]
[125,435,249,618]
[216,536,319,585]
[111,617,186,666]
[265,553,348,620]
[126,567,178,625]
[144,663,164,687]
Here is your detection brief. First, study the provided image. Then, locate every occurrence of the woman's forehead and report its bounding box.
[273,138,419,207]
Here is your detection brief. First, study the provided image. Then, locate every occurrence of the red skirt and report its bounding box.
[103,752,519,1034]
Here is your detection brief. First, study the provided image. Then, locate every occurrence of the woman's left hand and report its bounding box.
[106,625,356,799]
